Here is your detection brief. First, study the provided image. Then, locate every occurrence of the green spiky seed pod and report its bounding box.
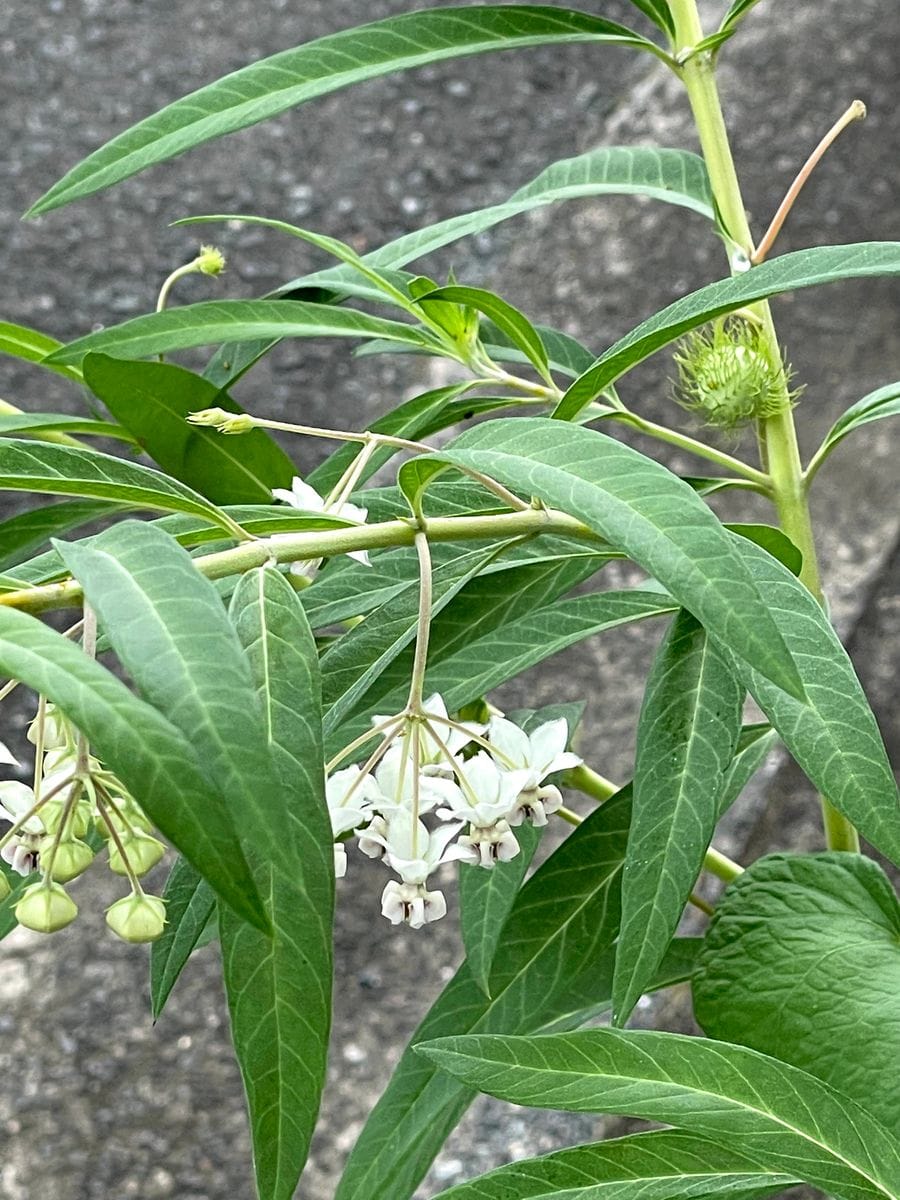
[15,880,78,933]
[673,318,795,431]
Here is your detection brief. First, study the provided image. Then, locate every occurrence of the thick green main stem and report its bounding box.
[670,0,858,852]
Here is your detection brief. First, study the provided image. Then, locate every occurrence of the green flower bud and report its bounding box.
[673,318,795,431]
[15,880,78,933]
[38,836,95,883]
[40,798,92,840]
[105,893,167,943]
[108,831,166,877]
[0,873,11,902]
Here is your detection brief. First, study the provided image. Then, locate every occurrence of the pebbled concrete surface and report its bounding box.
[0,1,897,1198]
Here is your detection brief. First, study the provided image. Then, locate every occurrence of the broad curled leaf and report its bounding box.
[419,1029,900,1200]
[693,852,900,1128]
[82,353,295,503]
[28,7,667,216]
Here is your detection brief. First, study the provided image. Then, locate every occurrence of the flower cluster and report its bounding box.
[0,703,167,942]
[325,695,581,929]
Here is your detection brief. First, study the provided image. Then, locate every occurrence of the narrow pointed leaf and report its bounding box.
[0,319,83,382]
[82,353,295,502]
[553,243,900,419]
[0,607,265,929]
[28,8,666,216]
[221,567,333,1200]
[460,822,543,998]
[614,610,742,1024]
[0,413,134,442]
[626,0,674,36]
[720,0,764,32]
[809,381,900,479]
[46,300,439,366]
[420,1030,900,1200]
[0,499,127,571]
[727,536,900,865]
[430,1129,799,1200]
[399,419,806,701]
[716,723,779,819]
[150,857,217,1019]
[694,852,900,1128]
[56,521,297,882]
[417,285,553,383]
[0,438,235,530]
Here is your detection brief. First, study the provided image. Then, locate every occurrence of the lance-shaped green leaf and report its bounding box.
[553,243,900,419]
[339,591,678,740]
[221,567,333,1200]
[478,320,598,380]
[82,353,295,503]
[0,499,127,571]
[0,412,134,442]
[726,536,900,865]
[627,0,674,36]
[336,791,631,1200]
[28,8,667,216]
[0,438,235,531]
[0,607,265,930]
[807,381,900,482]
[55,521,297,883]
[614,610,742,1024]
[46,300,440,366]
[284,146,714,294]
[321,543,506,732]
[716,723,779,820]
[416,285,554,385]
[693,852,900,1128]
[150,857,217,1019]
[430,1128,798,1200]
[0,319,83,382]
[399,419,806,701]
[419,1030,900,1200]
[460,822,543,1000]
[720,0,763,32]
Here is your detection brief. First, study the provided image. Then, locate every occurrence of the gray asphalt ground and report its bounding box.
[0,2,898,1198]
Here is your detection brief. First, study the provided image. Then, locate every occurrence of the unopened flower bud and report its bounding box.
[105,893,167,943]
[40,798,92,840]
[27,703,70,751]
[108,832,166,877]
[38,836,95,883]
[196,244,226,275]
[186,407,254,435]
[15,880,78,933]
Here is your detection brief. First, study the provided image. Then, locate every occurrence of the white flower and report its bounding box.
[487,717,581,826]
[364,808,463,887]
[333,843,348,879]
[0,781,44,877]
[437,753,530,830]
[0,740,18,767]
[272,475,371,570]
[373,695,484,778]
[454,819,521,869]
[26,703,70,751]
[380,880,447,929]
[369,744,465,816]
[325,765,379,839]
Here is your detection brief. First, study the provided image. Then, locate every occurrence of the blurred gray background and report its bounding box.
[0,1,897,1198]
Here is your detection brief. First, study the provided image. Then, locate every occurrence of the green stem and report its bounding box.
[704,845,744,883]
[607,410,770,488]
[563,764,618,803]
[670,0,859,853]
[0,507,601,615]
